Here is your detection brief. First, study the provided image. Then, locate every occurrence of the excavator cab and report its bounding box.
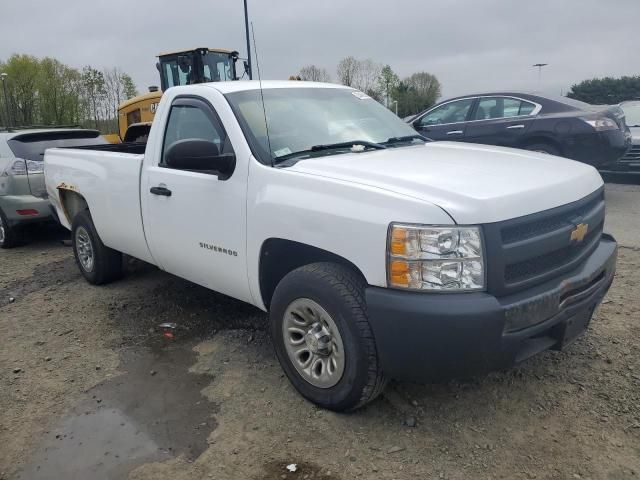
[117,48,243,140]
[156,48,240,89]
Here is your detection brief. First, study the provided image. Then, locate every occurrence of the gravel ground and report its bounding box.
[0,183,639,480]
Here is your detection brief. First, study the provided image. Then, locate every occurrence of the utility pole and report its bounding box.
[1,73,11,128]
[533,63,548,88]
[244,0,252,80]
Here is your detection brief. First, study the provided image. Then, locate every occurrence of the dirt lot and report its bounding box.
[1,183,639,480]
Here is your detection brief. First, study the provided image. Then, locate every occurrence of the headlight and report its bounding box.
[581,117,618,131]
[387,224,485,291]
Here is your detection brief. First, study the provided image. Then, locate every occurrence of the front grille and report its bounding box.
[483,188,605,296]
[504,221,603,283]
[501,193,602,244]
[620,144,640,163]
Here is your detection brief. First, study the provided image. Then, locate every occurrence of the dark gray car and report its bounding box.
[409,92,631,167]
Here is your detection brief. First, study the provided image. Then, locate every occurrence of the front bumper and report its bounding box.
[0,195,53,225]
[366,234,617,383]
[565,130,630,167]
[598,142,640,175]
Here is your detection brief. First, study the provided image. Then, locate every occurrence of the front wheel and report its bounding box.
[71,210,122,285]
[270,263,386,411]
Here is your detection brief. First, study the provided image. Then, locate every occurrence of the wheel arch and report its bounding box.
[258,238,367,310]
[518,135,563,154]
[58,189,89,226]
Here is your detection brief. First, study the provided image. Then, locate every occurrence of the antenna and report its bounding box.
[251,22,273,166]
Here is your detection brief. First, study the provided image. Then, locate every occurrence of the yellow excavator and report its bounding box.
[110,48,246,142]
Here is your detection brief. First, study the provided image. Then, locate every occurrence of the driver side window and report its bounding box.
[161,101,232,168]
[418,98,474,127]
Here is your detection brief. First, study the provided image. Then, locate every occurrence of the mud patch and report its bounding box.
[107,274,267,348]
[0,257,78,307]
[256,460,341,480]
[15,342,215,480]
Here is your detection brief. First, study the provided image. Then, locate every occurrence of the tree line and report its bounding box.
[0,54,138,133]
[568,76,640,105]
[298,58,442,117]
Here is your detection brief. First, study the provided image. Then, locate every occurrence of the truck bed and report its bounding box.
[44,147,155,264]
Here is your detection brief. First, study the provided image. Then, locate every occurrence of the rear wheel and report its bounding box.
[0,207,20,249]
[270,262,387,411]
[524,143,560,156]
[72,210,122,285]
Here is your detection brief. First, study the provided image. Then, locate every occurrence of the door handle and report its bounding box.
[150,186,172,197]
[446,130,463,135]
[506,124,525,129]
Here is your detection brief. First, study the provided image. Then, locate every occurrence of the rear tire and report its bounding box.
[270,262,387,411]
[524,143,560,156]
[0,207,21,249]
[71,210,122,285]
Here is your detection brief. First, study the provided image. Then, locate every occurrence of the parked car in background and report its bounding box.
[599,100,640,175]
[0,127,106,248]
[408,92,631,167]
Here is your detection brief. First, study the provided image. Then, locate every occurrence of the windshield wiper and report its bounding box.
[383,134,429,145]
[273,140,386,164]
[310,140,386,152]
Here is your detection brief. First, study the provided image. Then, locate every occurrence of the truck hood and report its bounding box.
[287,142,603,224]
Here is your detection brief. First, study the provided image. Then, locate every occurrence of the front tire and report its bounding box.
[270,263,386,411]
[71,210,122,285]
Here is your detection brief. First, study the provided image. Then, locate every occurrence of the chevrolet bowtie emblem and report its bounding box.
[570,223,589,242]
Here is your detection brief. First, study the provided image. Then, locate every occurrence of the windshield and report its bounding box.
[621,101,640,127]
[225,87,422,164]
[161,52,235,88]
[202,52,235,82]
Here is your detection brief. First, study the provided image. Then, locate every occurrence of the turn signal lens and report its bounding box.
[390,228,407,256]
[390,260,409,286]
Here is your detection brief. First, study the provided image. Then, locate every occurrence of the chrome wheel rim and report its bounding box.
[282,298,345,389]
[75,226,94,272]
[0,214,5,244]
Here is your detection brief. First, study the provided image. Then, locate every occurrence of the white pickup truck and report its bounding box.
[45,81,617,411]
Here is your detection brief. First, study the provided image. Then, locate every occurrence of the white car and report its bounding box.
[44,81,617,410]
[0,127,106,247]
[600,100,640,175]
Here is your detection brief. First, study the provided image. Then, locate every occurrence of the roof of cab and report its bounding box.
[158,47,237,57]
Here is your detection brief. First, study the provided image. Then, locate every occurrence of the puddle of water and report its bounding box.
[16,343,215,480]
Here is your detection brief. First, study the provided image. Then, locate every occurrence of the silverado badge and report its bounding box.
[570,223,589,242]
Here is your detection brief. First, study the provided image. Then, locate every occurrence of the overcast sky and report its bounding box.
[1,0,639,99]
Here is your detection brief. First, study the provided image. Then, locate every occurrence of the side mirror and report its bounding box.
[165,139,236,180]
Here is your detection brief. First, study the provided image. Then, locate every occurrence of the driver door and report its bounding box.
[141,96,252,304]
[412,98,476,141]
